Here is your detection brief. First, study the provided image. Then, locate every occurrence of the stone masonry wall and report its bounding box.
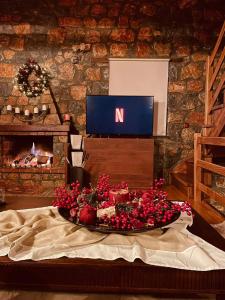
[0,0,224,180]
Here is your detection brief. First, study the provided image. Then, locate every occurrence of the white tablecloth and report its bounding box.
[0,206,225,271]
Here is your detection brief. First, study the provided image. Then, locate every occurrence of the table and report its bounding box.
[0,201,225,299]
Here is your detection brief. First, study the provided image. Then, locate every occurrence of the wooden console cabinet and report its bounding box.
[83,138,154,189]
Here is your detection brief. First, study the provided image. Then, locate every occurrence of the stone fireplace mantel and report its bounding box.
[0,125,70,135]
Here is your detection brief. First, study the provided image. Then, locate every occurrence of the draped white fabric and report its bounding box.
[0,206,225,271]
[0,290,216,300]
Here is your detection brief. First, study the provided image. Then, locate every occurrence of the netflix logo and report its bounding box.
[115,108,124,123]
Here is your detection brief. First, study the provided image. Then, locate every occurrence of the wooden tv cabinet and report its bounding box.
[83,137,154,189]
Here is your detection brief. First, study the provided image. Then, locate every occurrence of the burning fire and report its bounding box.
[10,142,53,168]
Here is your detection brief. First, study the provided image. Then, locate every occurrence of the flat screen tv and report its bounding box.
[86,95,154,136]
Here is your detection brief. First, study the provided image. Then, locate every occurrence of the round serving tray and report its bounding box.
[58,202,181,235]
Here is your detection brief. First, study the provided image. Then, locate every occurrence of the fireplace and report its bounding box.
[2,136,53,168]
[0,125,70,195]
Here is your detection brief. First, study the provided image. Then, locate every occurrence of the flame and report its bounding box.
[31,142,36,155]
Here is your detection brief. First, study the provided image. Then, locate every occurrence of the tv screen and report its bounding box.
[86,95,154,136]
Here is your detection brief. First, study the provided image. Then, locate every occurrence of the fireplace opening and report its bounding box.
[2,136,53,168]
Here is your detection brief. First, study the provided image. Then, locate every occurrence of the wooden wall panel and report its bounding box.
[83,138,154,189]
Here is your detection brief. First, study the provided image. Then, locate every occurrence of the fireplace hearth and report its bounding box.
[0,125,70,195]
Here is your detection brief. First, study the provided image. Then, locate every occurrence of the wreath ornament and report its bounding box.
[15,59,50,98]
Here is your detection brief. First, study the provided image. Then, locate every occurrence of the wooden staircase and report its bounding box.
[170,158,194,199]
[204,20,225,137]
[170,20,225,200]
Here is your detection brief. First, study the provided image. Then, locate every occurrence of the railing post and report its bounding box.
[203,56,212,137]
[194,133,202,202]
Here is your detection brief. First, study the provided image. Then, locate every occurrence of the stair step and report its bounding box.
[186,161,194,177]
[171,173,193,200]
[202,124,215,128]
[172,173,193,186]
[186,158,194,163]
[211,103,224,111]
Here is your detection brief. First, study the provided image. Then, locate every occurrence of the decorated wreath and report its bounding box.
[14,59,49,97]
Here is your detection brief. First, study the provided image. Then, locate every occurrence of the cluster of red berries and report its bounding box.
[96,174,111,199]
[53,181,81,209]
[96,174,128,199]
[100,212,145,230]
[154,178,165,189]
[99,198,191,231]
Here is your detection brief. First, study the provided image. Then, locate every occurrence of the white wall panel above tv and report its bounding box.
[109,58,169,136]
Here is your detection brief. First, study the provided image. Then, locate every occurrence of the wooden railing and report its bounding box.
[194,133,225,204]
[194,21,225,209]
[204,20,225,137]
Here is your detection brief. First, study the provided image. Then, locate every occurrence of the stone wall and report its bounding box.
[0,0,224,180]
